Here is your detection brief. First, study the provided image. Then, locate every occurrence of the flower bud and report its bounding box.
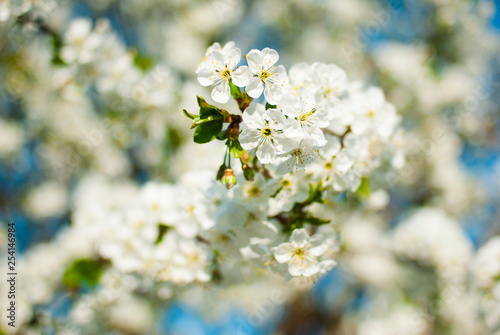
[242,164,255,181]
[222,168,237,189]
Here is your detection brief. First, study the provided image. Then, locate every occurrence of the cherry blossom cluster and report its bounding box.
[194,41,403,190]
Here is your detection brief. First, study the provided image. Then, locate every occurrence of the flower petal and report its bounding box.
[232,65,252,87]
[246,49,262,74]
[223,47,241,70]
[261,47,279,69]
[196,67,217,86]
[272,243,294,263]
[257,141,276,164]
[276,156,294,175]
[211,81,230,103]
[242,103,266,128]
[239,128,261,150]
[290,228,309,246]
[264,82,284,105]
[246,77,264,99]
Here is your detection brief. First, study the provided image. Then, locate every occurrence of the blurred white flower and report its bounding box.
[272,229,330,277]
[61,18,102,64]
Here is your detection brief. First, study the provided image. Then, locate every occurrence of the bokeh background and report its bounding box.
[1,0,500,334]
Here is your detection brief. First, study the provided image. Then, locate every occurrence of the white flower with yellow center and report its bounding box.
[276,139,320,175]
[272,229,328,277]
[239,103,295,164]
[245,47,288,104]
[311,62,347,103]
[196,43,252,103]
[280,90,329,146]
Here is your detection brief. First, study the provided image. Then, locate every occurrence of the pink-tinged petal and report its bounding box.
[232,65,252,87]
[261,47,279,69]
[246,77,264,98]
[223,47,241,69]
[264,82,284,105]
[196,67,217,86]
[257,142,276,164]
[242,103,266,127]
[246,49,262,74]
[211,81,230,103]
[272,243,294,263]
[239,128,261,150]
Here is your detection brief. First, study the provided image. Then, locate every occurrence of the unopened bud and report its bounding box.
[222,168,237,189]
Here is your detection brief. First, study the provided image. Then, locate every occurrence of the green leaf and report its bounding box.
[356,177,370,197]
[194,120,223,143]
[243,168,255,181]
[133,51,154,71]
[306,180,324,204]
[191,108,224,129]
[304,215,330,226]
[188,96,225,143]
[230,140,245,158]
[229,81,242,100]
[197,96,211,109]
[199,106,223,120]
[155,224,170,244]
[51,34,67,66]
[265,103,277,109]
[216,163,227,180]
[183,109,197,119]
[63,259,107,289]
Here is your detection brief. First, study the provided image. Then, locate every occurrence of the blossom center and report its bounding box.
[221,68,232,80]
[262,127,272,136]
[293,248,305,259]
[247,186,260,197]
[299,108,316,122]
[259,70,272,80]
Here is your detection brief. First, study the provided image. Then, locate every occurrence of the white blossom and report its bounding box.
[272,229,329,277]
[239,103,295,164]
[245,47,288,104]
[196,42,252,103]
